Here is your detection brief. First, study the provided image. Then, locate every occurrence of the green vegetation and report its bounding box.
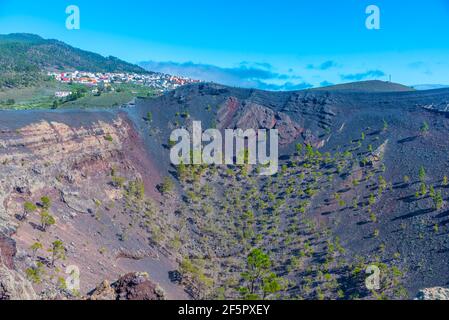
[22,201,37,220]
[0,33,147,89]
[382,119,388,131]
[49,240,66,267]
[240,249,284,300]
[420,121,430,135]
[26,262,45,284]
[443,175,449,187]
[432,190,444,210]
[40,210,56,231]
[126,179,145,200]
[40,196,51,210]
[161,119,410,300]
[179,257,214,299]
[419,166,426,182]
[19,116,409,300]
[1,81,155,110]
[26,239,69,289]
[403,175,410,185]
[0,34,156,109]
[159,176,175,195]
[30,241,43,259]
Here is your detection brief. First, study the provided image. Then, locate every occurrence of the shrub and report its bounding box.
[111,176,126,188]
[419,166,426,182]
[26,262,45,284]
[23,201,37,220]
[159,177,174,195]
[30,242,43,259]
[40,210,56,231]
[40,196,51,210]
[420,121,429,135]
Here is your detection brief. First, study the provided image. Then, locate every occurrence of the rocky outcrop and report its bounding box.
[218,99,303,145]
[0,234,16,269]
[235,103,277,130]
[416,287,449,300]
[363,139,388,167]
[0,115,128,235]
[216,96,241,129]
[421,102,449,113]
[87,280,117,300]
[0,220,37,300]
[61,190,95,214]
[0,235,36,300]
[0,111,172,299]
[88,272,165,300]
[0,265,37,300]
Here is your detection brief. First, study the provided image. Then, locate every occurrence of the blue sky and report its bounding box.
[1,0,449,89]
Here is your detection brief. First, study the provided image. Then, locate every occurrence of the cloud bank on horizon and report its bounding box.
[138,58,449,90]
[139,60,395,90]
[139,60,315,90]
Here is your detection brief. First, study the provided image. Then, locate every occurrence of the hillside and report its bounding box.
[0,33,149,88]
[312,80,415,92]
[128,83,449,299]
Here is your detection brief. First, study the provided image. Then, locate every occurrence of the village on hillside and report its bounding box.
[48,70,200,95]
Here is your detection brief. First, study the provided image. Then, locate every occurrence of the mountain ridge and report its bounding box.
[0,33,149,88]
[311,80,415,92]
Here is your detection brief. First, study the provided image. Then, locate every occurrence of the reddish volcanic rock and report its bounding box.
[217,99,304,145]
[236,103,277,130]
[217,96,241,129]
[88,272,166,300]
[114,272,165,300]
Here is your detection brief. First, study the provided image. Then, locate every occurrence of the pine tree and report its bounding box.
[420,121,430,135]
[30,242,43,260]
[40,210,56,231]
[23,201,37,220]
[419,166,426,182]
[40,196,51,210]
[49,240,66,267]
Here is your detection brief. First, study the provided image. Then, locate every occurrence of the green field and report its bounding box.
[0,80,156,110]
[61,84,155,109]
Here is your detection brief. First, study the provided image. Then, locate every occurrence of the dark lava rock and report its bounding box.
[114,272,165,300]
[88,272,165,300]
[15,186,29,194]
[0,234,16,269]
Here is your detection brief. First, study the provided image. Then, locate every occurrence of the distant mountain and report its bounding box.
[312,80,415,92]
[0,33,149,88]
[412,84,449,91]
